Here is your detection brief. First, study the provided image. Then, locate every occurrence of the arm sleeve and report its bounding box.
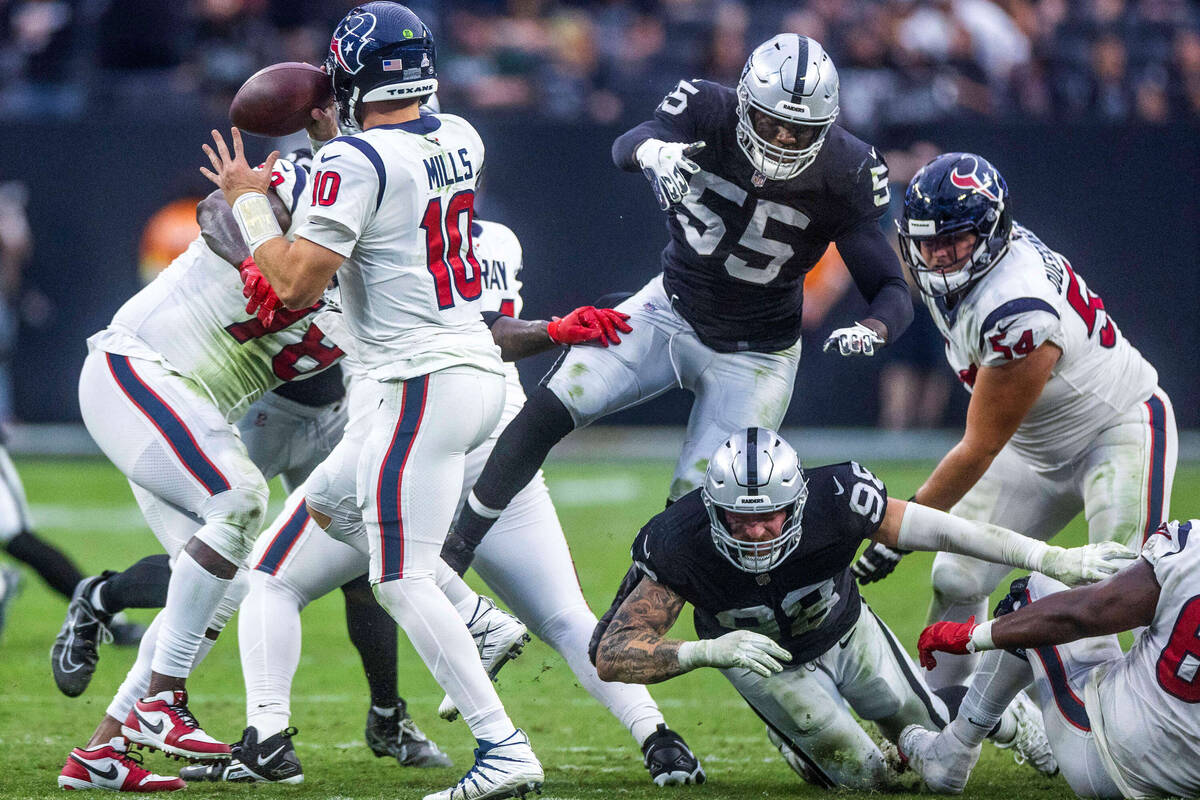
[977,300,1062,367]
[612,79,710,171]
[836,223,913,341]
[293,140,378,257]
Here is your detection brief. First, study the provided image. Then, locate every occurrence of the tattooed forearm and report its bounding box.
[595,576,688,684]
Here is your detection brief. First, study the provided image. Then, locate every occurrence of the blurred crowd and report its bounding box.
[2,0,1198,129]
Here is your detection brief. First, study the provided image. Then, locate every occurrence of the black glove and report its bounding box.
[851,542,910,585]
[440,530,476,577]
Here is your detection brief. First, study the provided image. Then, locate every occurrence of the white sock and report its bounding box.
[374,574,515,743]
[372,705,396,717]
[90,583,108,615]
[435,558,479,620]
[537,605,665,747]
[239,573,300,737]
[106,612,163,721]
[150,550,232,677]
[955,649,1034,747]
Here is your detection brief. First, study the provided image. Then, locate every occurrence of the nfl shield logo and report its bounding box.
[751,171,766,188]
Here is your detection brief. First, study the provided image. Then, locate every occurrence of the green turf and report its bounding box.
[1,456,1195,799]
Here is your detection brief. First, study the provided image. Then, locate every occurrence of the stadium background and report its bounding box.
[0,2,1198,798]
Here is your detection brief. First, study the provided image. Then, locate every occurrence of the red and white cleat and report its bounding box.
[58,738,185,791]
[122,689,230,762]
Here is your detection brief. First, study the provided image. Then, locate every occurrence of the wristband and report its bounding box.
[232,192,282,255]
[968,619,995,653]
[677,640,706,671]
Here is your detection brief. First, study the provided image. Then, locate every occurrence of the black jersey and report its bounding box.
[631,462,888,664]
[270,362,345,407]
[613,80,909,354]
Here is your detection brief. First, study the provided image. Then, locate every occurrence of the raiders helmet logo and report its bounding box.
[330,11,378,75]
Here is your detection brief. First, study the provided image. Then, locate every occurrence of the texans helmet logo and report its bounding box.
[949,158,1001,202]
[330,12,378,74]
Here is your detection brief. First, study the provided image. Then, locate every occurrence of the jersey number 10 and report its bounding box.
[421,190,483,311]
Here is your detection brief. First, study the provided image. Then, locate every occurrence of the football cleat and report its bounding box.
[0,564,22,641]
[642,723,705,786]
[439,597,530,722]
[122,689,231,761]
[898,724,979,794]
[51,572,116,697]
[59,737,185,792]
[422,729,543,800]
[179,726,303,784]
[367,704,452,768]
[993,691,1058,777]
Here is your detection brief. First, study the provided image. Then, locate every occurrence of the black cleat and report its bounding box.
[50,573,116,697]
[367,703,452,768]
[179,727,303,784]
[642,724,705,786]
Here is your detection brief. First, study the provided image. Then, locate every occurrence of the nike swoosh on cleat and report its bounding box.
[257,745,287,766]
[71,755,119,780]
[134,710,165,735]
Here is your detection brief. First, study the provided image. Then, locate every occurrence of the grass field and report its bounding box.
[1,456,1195,799]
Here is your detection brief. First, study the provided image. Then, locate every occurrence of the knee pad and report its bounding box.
[209,569,250,633]
[196,484,270,564]
[930,557,992,605]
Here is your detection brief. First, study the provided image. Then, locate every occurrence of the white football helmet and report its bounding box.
[702,428,808,573]
[736,34,839,181]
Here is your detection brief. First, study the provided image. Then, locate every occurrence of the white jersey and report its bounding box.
[294,111,503,383]
[90,157,346,421]
[923,225,1157,470]
[1086,519,1200,799]
[473,219,526,424]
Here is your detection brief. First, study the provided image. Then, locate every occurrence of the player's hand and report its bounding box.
[1039,541,1138,587]
[851,542,910,585]
[917,616,977,670]
[307,101,339,144]
[636,139,705,210]
[201,127,280,207]
[547,306,633,347]
[679,630,792,677]
[239,257,282,327]
[823,321,886,357]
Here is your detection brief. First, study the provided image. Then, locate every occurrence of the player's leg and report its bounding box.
[0,444,85,598]
[723,661,892,790]
[667,333,801,500]
[363,369,543,799]
[78,351,268,759]
[237,388,348,492]
[1079,388,1177,548]
[470,475,703,785]
[925,445,1080,689]
[448,276,685,571]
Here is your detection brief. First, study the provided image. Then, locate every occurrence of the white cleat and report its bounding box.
[994,691,1059,777]
[899,724,980,794]
[439,597,530,722]
[422,729,543,800]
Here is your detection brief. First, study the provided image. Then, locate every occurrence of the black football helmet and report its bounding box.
[899,152,1013,298]
[326,2,437,132]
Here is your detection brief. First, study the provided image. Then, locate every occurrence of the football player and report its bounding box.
[181,219,701,787]
[442,33,912,578]
[852,153,1177,690]
[203,5,545,797]
[905,519,1200,799]
[60,146,346,791]
[589,427,1136,789]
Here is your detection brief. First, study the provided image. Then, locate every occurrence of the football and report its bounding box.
[229,62,333,137]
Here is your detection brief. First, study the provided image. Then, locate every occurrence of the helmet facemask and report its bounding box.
[736,84,835,181]
[899,204,1007,298]
[703,487,807,573]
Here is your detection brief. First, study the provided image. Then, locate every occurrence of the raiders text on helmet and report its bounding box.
[702,427,809,573]
[326,2,438,132]
[899,152,1014,298]
[736,35,839,181]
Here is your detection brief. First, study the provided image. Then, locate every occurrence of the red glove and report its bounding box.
[917,616,977,670]
[547,306,633,347]
[239,257,281,327]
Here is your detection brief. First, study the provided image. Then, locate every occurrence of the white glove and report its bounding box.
[678,631,791,677]
[823,322,885,357]
[636,139,705,210]
[1039,541,1139,586]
